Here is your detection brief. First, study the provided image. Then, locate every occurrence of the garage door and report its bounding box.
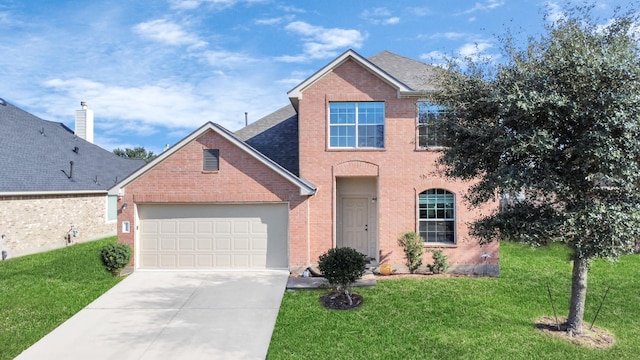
[137,203,288,269]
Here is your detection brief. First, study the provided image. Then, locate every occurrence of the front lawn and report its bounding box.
[0,237,123,360]
[269,242,640,359]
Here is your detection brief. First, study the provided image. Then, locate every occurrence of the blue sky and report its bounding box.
[0,0,633,154]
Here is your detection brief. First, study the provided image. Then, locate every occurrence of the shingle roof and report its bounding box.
[0,99,144,193]
[235,105,299,175]
[368,50,441,92]
[235,50,438,176]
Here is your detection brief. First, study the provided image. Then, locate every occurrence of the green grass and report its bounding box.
[0,237,123,360]
[269,242,640,359]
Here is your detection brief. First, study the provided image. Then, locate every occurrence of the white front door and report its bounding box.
[342,197,369,256]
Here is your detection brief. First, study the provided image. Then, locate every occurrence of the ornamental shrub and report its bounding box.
[318,247,367,305]
[99,243,132,276]
[398,232,424,273]
[428,249,449,274]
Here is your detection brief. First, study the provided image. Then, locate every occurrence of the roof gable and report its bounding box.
[235,104,299,175]
[111,122,316,196]
[287,49,412,111]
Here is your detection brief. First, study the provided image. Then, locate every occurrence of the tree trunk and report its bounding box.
[567,255,589,335]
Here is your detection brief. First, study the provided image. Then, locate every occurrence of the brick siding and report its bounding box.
[297,58,499,272]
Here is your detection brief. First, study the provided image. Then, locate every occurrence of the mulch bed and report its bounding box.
[320,292,363,310]
[535,316,615,348]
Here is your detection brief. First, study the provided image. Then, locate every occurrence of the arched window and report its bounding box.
[419,189,455,243]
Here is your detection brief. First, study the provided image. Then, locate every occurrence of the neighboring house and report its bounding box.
[0,99,144,258]
[111,50,499,275]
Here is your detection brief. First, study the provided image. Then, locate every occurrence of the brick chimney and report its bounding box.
[74,101,94,143]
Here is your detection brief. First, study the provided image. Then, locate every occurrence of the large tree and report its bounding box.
[431,5,640,335]
[113,146,156,163]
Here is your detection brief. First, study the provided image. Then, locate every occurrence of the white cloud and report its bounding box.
[544,2,565,23]
[255,15,295,26]
[458,0,504,15]
[277,21,366,62]
[133,19,207,48]
[383,17,400,25]
[420,41,499,66]
[201,50,259,67]
[458,41,493,58]
[408,7,432,17]
[40,74,285,144]
[361,7,400,25]
[168,0,266,10]
[420,51,448,63]
[278,5,305,13]
[427,32,468,40]
[0,11,12,25]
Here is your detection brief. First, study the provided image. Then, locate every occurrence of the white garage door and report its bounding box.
[137,203,288,269]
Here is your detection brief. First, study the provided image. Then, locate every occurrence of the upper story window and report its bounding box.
[203,149,220,171]
[418,101,448,148]
[418,189,455,244]
[329,102,384,148]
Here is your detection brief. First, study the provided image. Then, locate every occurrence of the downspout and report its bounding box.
[306,196,311,266]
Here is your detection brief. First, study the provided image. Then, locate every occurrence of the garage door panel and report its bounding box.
[233,221,250,234]
[196,238,213,251]
[160,254,177,267]
[233,238,250,251]
[252,238,267,251]
[160,238,177,250]
[142,238,159,251]
[197,222,213,234]
[178,238,195,250]
[215,238,231,250]
[160,222,177,234]
[138,204,288,269]
[178,221,195,234]
[215,222,231,234]
[178,254,195,267]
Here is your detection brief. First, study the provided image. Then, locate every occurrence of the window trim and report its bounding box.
[328,101,385,149]
[416,101,448,149]
[418,189,456,245]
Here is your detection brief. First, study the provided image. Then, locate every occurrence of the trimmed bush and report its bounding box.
[428,249,449,274]
[99,243,132,276]
[398,232,424,273]
[318,247,367,305]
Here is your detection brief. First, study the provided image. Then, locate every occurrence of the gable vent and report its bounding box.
[203,149,220,171]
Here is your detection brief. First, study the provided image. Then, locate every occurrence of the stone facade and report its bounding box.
[0,193,115,258]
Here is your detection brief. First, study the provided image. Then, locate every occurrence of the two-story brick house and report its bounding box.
[111,49,499,275]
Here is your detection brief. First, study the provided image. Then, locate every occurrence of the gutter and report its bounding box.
[0,190,107,197]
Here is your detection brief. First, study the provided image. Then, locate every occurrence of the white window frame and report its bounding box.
[417,101,448,149]
[418,189,456,244]
[328,102,385,149]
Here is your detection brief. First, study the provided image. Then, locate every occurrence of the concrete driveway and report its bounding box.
[15,270,289,360]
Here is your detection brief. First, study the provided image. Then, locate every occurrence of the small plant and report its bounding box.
[99,243,132,276]
[428,249,449,274]
[318,247,367,306]
[397,232,424,273]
